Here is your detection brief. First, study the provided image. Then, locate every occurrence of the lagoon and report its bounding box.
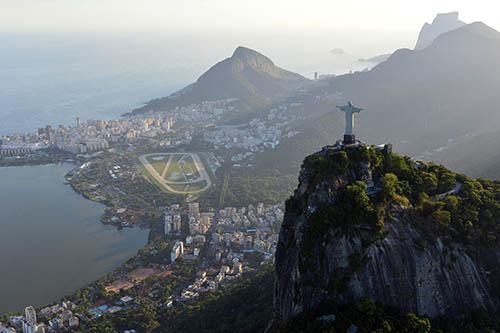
[0,163,148,313]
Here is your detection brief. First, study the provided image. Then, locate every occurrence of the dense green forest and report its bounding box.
[300,146,500,248]
[159,267,274,333]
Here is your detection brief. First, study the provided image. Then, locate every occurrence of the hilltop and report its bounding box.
[273,143,500,331]
[130,46,310,116]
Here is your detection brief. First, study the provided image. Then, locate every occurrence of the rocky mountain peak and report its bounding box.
[229,46,295,80]
[433,11,460,24]
[415,12,466,50]
[231,46,272,63]
[130,46,309,115]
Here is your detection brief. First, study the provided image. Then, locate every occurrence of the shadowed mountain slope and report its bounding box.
[262,22,500,175]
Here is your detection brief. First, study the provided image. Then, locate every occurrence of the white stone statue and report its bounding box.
[337,101,362,144]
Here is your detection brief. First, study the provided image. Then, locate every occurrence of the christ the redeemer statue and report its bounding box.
[337,101,362,145]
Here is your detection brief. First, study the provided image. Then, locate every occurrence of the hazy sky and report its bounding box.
[2,0,500,77]
[2,0,500,35]
[1,0,500,133]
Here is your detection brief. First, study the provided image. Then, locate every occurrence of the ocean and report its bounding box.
[0,32,376,135]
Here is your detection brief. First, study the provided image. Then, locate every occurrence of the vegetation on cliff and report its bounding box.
[278,296,498,333]
[294,145,500,249]
[275,144,500,331]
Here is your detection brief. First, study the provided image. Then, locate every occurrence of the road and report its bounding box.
[436,181,463,200]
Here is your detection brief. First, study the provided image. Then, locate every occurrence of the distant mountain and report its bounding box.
[358,53,391,64]
[348,22,500,154]
[432,130,500,180]
[357,12,466,66]
[256,22,500,175]
[414,12,466,50]
[131,46,310,115]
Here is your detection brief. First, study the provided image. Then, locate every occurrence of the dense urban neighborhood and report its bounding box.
[0,92,294,332]
[5,2,500,332]
[0,200,283,332]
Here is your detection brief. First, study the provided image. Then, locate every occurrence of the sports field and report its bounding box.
[138,153,212,194]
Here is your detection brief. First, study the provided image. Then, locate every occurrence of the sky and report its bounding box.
[2,0,500,34]
[2,0,500,77]
[1,0,500,133]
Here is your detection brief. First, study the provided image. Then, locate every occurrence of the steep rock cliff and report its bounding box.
[275,143,500,323]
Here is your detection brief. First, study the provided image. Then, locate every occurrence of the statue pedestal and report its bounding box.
[343,134,356,145]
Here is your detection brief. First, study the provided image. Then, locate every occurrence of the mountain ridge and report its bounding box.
[130,46,310,115]
[260,20,500,176]
[432,130,500,180]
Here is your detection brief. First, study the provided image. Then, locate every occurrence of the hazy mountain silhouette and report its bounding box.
[357,13,466,68]
[327,22,500,152]
[131,46,309,115]
[358,53,391,64]
[259,22,500,175]
[414,12,466,50]
[432,130,500,180]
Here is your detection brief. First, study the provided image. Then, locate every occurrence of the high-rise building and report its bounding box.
[25,307,37,326]
[68,317,79,328]
[170,241,184,263]
[61,309,72,324]
[44,126,53,141]
[172,214,182,233]
[164,215,173,235]
[22,322,43,333]
[188,202,200,215]
[164,116,174,131]
[142,120,149,132]
[0,324,16,333]
[233,260,243,274]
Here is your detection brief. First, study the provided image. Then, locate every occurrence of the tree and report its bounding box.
[444,195,460,211]
[382,173,400,200]
[342,181,380,227]
[438,172,457,193]
[356,297,377,316]
[421,172,438,194]
[114,299,160,333]
[431,209,451,228]
[78,317,117,333]
[405,313,431,333]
